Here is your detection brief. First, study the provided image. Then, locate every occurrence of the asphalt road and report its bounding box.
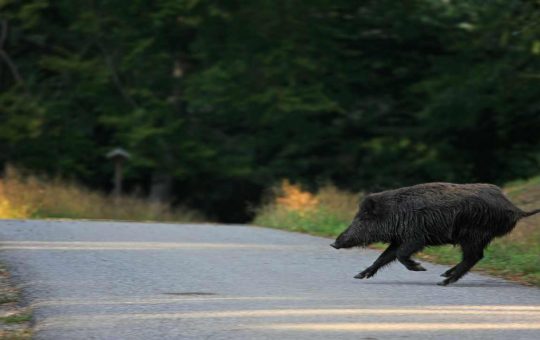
[0,220,539,339]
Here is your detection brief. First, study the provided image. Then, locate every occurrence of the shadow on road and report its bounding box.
[360,281,515,288]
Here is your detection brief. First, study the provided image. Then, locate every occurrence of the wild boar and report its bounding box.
[330,182,540,286]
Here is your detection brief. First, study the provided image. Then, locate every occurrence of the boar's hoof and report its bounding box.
[408,263,427,271]
[354,269,375,279]
[437,279,451,286]
[440,272,452,278]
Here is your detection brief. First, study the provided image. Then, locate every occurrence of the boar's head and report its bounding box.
[331,195,386,249]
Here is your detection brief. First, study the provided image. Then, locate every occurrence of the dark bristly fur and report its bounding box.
[330,182,540,286]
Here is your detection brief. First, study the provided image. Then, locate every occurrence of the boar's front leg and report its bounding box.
[354,242,399,279]
[396,240,427,271]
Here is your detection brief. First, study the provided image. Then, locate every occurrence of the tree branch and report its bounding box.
[0,49,23,84]
[96,41,139,110]
[0,19,24,85]
[0,20,7,47]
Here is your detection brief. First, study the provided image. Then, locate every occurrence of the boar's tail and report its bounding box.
[521,208,540,218]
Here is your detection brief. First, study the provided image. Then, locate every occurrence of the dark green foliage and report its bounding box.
[1,0,539,221]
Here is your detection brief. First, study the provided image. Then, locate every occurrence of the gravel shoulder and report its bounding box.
[0,262,31,339]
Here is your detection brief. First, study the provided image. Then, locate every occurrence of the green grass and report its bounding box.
[254,179,540,286]
[0,293,18,305]
[420,241,540,286]
[256,207,349,237]
[0,314,31,325]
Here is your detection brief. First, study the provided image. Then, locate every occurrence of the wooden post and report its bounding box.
[113,158,123,197]
[106,148,131,198]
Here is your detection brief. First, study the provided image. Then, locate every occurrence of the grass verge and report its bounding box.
[0,314,31,325]
[0,264,31,339]
[254,179,540,286]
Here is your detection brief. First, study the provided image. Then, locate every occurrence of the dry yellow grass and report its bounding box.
[271,180,358,219]
[0,166,200,222]
[255,180,360,236]
[275,180,319,214]
[315,184,358,221]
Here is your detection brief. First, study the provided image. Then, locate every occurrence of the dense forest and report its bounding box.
[1,0,540,222]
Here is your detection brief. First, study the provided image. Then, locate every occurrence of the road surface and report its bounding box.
[0,220,539,339]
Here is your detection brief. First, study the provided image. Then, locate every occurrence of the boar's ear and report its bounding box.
[362,196,379,215]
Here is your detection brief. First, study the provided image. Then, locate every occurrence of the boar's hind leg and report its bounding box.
[354,242,399,279]
[440,265,457,278]
[396,240,427,271]
[437,242,486,286]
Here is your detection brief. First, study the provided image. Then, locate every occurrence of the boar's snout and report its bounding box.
[331,227,357,249]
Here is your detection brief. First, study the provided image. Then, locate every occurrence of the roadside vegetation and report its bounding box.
[0,167,200,222]
[0,264,31,339]
[255,179,540,286]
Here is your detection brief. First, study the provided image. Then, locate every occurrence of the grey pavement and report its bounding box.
[0,220,539,339]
